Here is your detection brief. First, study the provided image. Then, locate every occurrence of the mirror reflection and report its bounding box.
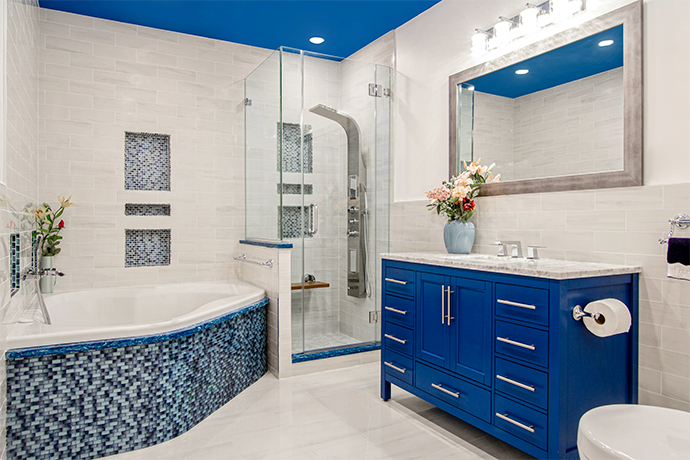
[458,25,624,182]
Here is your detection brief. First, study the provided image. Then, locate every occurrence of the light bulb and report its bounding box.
[471,30,488,57]
[493,20,512,47]
[309,37,324,44]
[520,6,540,35]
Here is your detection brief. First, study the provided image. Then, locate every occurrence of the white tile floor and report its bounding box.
[292,331,361,353]
[108,362,534,460]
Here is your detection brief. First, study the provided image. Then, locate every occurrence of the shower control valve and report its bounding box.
[347,230,360,238]
[348,219,359,225]
[348,206,359,213]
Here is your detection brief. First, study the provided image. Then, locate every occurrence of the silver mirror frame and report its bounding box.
[449,1,642,196]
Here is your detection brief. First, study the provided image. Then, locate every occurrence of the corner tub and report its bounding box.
[4,281,269,460]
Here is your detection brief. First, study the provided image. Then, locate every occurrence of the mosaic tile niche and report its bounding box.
[278,183,313,195]
[125,203,171,216]
[6,301,268,460]
[125,229,171,267]
[281,206,313,239]
[278,123,313,173]
[124,132,171,191]
[10,233,20,296]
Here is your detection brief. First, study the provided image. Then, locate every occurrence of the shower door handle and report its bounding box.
[308,203,318,236]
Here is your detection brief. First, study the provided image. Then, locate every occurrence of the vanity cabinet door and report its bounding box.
[416,272,450,369]
[449,277,492,385]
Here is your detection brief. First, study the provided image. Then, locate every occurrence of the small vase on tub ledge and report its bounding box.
[35,196,74,293]
[425,159,499,254]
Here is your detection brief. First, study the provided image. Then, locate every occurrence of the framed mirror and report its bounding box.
[449,1,642,195]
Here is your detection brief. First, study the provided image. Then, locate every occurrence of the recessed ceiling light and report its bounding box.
[309,37,325,45]
[598,39,614,47]
[515,69,529,75]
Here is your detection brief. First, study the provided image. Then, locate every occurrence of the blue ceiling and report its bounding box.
[39,0,441,58]
[466,25,624,98]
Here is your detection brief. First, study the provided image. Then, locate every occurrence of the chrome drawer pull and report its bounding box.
[497,374,536,392]
[431,383,460,398]
[384,334,407,344]
[497,299,537,310]
[385,306,407,315]
[385,278,407,285]
[496,413,535,433]
[497,336,536,351]
[384,362,406,374]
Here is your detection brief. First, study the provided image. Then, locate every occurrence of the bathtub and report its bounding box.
[5,281,269,460]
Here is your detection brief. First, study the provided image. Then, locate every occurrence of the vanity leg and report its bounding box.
[381,378,391,401]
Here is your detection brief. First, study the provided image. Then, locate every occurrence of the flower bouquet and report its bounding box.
[425,159,499,253]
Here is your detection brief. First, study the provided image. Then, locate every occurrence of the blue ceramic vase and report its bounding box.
[443,220,475,254]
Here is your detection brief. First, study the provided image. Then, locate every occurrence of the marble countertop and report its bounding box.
[381,253,642,280]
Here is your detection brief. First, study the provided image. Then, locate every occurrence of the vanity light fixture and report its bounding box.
[473,0,585,57]
[598,39,614,47]
[309,36,325,44]
[515,69,529,75]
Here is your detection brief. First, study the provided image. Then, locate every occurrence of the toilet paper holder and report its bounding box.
[572,305,606,325]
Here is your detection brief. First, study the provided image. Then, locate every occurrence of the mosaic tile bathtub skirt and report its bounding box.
[6,306,268,460]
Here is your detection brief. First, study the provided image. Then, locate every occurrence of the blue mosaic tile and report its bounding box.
[278,123,313,174]
[281,206,313,239]
[6,301,268,460]
[125,229,171,267]
[239,240,293,249]
[291,342,381,363]
[125,203,171,216]
[124,132,171,191]
[278,183,313,195]
[10,233,20,297]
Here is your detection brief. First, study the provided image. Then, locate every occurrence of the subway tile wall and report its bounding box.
[391,183,690,411]
[37,9,273,291]
[0,1,41,459]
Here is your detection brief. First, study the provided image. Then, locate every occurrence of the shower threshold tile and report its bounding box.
[292,331,362,352]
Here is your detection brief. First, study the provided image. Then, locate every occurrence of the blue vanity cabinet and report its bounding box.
[381,257,639,460]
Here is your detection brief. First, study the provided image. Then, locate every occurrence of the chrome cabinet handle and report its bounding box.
[384,362,406,373]
[384,306,406,315]
[384,334,406,344]
[431,383,460,398]
[446,287,454,325]
[496,336,536,351]
[496,413,535,433]
[497,374,536,392]
[497,299,536,310]
[385,278,407,285]
[441,284,445,324]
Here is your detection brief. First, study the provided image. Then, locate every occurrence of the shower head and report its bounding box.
[309,104,366,169]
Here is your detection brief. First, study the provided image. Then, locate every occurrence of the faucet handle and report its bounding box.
[526,245,544,260]
[491,241,508,257]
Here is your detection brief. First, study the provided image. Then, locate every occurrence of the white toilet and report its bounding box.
[578,404,690,460]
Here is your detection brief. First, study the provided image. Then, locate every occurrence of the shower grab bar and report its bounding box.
[307,203,318,236]
[234,254,273,268]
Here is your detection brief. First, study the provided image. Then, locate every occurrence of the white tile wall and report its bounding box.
[473,67,624,181]
[391,183,690,411]
[0,0,40,458]
[37,9,273,291]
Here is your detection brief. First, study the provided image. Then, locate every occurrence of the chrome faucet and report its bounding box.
[21,235,64,325]
[502,241,523,258]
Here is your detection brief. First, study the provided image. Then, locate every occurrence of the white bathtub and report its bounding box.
[6,281,266,350]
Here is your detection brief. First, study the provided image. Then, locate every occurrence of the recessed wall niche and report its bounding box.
[278,123,313,173]
[125,204,171,216]
[125,229,171,268]
[10,234,20,296]
[281,206,313,239]
[124,132,171,191]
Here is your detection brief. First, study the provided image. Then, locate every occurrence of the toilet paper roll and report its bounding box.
[582,298,631,337]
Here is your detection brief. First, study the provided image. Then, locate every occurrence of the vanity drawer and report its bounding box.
[383,350,413,386]
[416,362,491,423]
[383,321,414,357]
[495,320,549,368]
[383,294,414,328]
[495,357,548,410]
[495,284,549,327]
[384,267,415,298]
[494,394,548,451]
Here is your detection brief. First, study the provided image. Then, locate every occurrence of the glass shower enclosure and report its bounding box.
[245,47,390,359]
